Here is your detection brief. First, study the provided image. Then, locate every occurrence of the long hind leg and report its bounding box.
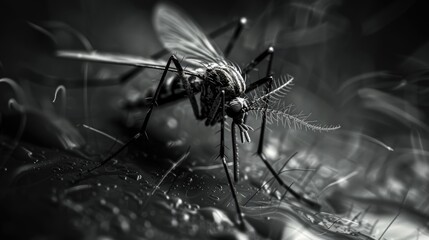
[219,90,246,230]
[243,47,321,210]
[230,46,275,183]
[83,55,199,175]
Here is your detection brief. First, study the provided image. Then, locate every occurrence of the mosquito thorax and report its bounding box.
[203,63,245,99]
[200,63,246,120]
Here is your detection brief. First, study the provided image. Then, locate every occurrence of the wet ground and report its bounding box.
[2,0,429,239]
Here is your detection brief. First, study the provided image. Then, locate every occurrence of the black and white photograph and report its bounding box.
[0,0,428,239]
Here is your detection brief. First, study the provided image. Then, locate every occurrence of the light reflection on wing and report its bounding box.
[154,3,226,67]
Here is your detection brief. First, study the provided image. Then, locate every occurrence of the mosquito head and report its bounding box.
[226,97,248,124]
[226,97,254,143]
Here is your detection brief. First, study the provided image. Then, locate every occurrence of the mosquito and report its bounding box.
[38,3,340,230]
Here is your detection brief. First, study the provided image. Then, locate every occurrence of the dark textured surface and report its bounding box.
[1,0,429,239]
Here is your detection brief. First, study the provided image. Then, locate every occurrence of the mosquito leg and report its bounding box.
[244,76,272,94]
[222,18,247,57]
[244,47,321,210]
[231,122,239,182]
[219,90,245,230]
[253,87,322,210]
[242,46,274,76]
[209,17,246,39]
[242,46,277,187]
[84,55,187,174]
[205,93,222,125]
[180,75,202,120]
[257,155,321,210]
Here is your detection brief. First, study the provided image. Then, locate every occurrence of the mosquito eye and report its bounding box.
[228,100,243,113]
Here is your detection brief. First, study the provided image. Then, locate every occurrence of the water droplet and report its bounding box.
[171,218,178,227]
[167,117,178,129]
[171,197,183,208]
[129,212,137,220]
[199,207,233,226]
[182,213,190,222]
[112,207,120,215]
[118,215,130,232]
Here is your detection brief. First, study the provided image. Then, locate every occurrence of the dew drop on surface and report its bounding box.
[167,117,178,129]
[182,213,190,222]
[171,218,179,227]
[112,206,120,215]
[129,212,137,220]
[199,207,234,226]
[136,174,142,181]
[265,144,279,160]
[144,220,152,228]
[118,215,130,232]
[171,197,183,208]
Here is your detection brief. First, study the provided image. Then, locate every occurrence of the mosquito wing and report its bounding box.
[154,3,226,67]
[57,50,166,68]
[56,50,198,76]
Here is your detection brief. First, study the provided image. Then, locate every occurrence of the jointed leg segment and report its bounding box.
[85,55,197,175]
[243,46,321,210]
[219,91,245,230]
[230,46,275,183]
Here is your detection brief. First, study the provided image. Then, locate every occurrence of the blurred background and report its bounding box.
[0,0,428,239]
